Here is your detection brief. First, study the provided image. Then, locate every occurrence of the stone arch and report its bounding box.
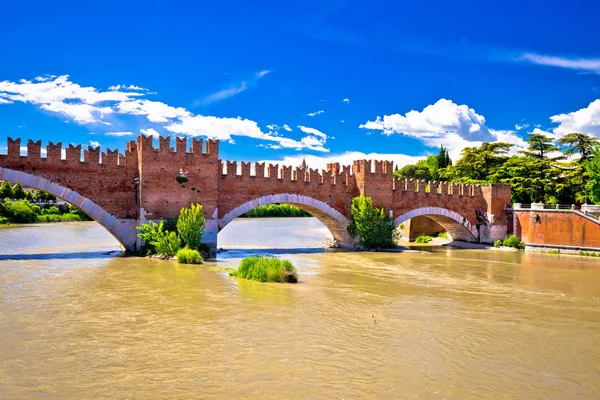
[395,207,478,242]
[0,167,138,251]
[218,193,355,248]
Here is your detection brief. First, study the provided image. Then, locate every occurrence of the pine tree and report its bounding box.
[437,145,452,169]
[557,132,598,162]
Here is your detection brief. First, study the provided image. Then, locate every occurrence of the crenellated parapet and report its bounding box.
[219,158,355,187]
[393,177,482,197]
[0,137,134,168]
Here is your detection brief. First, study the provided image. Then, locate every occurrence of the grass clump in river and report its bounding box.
[176,247,203,264]
[230,256,298,283]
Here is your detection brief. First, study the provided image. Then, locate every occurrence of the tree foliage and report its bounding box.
[12,183,27,200]
[0,182,13,199]
[349,195,397,249]
[177,203,205,250]
[558,132,598,162]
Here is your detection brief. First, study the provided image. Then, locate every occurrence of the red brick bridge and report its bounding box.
[0,135,512,252]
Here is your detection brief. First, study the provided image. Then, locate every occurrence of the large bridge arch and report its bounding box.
[0,167,138,251]
[218,193,356,248]
[395,207,478,242]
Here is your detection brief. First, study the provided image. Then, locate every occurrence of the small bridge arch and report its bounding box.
[0,167,138,251]
[218,193,355,248]
[395,207,478,242]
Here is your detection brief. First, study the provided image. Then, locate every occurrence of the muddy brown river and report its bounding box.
[1,219,599,399]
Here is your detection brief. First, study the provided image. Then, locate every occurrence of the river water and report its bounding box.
[1,219,599,399]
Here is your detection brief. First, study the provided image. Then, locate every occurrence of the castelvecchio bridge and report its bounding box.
[0,135,512,252]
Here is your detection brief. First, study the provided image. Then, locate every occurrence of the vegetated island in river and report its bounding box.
[229,256,299,283]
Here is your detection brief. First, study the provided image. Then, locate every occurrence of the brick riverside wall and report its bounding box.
[0,135,513,250]
[516,210,600,249]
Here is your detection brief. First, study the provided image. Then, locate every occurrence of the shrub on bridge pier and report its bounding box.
[350,195,398,250]
[177,203,205,251]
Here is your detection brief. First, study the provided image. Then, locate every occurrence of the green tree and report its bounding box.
[519,133,561,160]
[436,145,452,169]
[394,154,439,181]
[492,133,564,203]
[12,183,26,200]
[349,195,397,250]
[586,146,600,204]
[0,181,13,199]
[557,132,598,162]
[443,142,512,182]
[177,203,205,250]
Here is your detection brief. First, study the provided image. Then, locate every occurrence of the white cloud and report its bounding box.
[298,125,327,139]
[340,120,345,123]
[343,98,350,103]
[0,75,144,124]
[0,74,331,153]
[140,128,161,138]
[266,124,280,131]
[202,81,248,104]
[117,99,191,123]
[17,125,26,128]
[360,98,526,159]
[550,99,600,137]
[307,110,325,117]
[519,52,600,74]
[109,84,148,91]
[105,131,134,136]
[515,123,530,130]
[89,140,100,148]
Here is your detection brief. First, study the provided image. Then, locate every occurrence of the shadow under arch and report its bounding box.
[0,167,137,251]
[218,193,356,248]
[395,206,478,242]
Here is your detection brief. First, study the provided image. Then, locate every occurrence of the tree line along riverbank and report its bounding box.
[0,181,91,225]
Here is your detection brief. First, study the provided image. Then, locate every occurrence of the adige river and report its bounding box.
[1,219,599,399]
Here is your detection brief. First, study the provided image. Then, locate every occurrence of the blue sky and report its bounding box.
[1,0,600,169]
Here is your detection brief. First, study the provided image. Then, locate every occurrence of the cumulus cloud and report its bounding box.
[550,99,600,137]
[307,110,325,116]
[519,52,600,74]
[140,128,161,138]
[360,98,527,159]
[89,140,100,148]
[343,98,350,103]
[0,75,143,124]
[0,75,329,152]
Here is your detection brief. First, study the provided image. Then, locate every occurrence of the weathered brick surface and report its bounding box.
[0,135,513,248]
[516,210,600,249]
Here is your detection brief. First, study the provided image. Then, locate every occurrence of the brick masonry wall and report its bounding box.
[516,210,600,249]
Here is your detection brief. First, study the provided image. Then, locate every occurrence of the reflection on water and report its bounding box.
[1,220,600,399]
